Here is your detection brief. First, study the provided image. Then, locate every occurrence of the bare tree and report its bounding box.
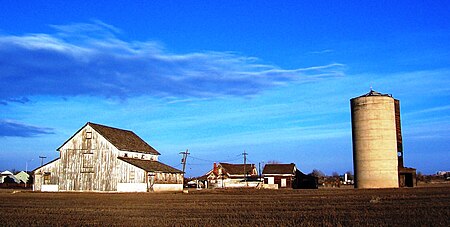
[310,169,325,178]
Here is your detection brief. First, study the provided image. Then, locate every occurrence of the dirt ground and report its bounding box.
[0,186,449,226]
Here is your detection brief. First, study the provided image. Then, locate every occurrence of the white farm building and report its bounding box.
[34,122,183,192]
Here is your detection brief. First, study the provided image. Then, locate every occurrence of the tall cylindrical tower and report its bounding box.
[351,90,399,188]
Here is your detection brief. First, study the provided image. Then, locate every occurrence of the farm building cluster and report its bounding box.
[0,170,31,188]
[12,89,416,192]
[32,122,319,192]
[190,162,318,189]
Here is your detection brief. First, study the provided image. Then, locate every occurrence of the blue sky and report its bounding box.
[1,1,449,176]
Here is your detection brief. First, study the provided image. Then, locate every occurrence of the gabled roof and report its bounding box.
[194,170,218,181]
[58,122,160,155]
[219,163,255,175]
[118,157,183,173]
[263,163,296,175]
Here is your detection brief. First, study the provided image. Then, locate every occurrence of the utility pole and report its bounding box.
[243,150,248,187]
[39,156,47,167]
[180,149,190,174]
[258,162,261,180]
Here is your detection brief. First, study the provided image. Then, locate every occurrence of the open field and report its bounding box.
[1,186,449,226]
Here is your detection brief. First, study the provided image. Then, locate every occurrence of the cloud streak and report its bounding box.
[0,120,54,137]
[0,21,345,103]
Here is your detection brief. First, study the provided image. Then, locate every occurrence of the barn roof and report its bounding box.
[262,163,296,175]
[219,163,255,175]
[118,157,183,173]
[58,122,160,155]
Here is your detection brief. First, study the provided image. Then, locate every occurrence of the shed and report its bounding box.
[262,163,296,188]
[262,163,318,189]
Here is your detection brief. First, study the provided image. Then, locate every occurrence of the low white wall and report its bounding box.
[263,184,279,189]
[153,184,183,192]
[41,184,59,192]
[224,182,260,188]
[117,183,147,192]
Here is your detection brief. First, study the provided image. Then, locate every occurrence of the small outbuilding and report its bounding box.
[0,171,20,184]
[263,163,296,188]
[262,163,318,189]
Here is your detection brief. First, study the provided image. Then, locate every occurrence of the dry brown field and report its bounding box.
[1,186,449,226]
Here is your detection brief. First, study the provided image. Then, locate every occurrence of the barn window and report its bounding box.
[124,153,128,157]
[43,172,51,184]
[86,132,92,139]
[82,153,94,173]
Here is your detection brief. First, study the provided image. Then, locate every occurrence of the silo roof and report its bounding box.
[355,89,392,98]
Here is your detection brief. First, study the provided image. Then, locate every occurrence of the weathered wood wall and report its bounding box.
[58,125,126,191]
[34,159,60,191]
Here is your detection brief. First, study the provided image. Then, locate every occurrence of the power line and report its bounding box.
[189,154,243,164]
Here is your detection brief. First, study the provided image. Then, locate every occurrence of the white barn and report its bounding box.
[34,122,183,192]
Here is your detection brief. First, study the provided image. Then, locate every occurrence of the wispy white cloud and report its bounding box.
[0,21,345,104]
[0,120,54,137]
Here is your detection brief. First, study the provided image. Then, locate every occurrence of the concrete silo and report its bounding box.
[350,90,399,188]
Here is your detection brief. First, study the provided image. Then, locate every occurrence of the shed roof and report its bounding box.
[118,157,183,173]
[58,122,160,155]
[219,163,255,175]
[262,163,296,175]
[1,170,13,176]
[32,158,60,173]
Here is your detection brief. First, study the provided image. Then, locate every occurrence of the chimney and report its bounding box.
[213,162,218,175]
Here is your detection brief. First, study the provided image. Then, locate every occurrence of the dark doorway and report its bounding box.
[404,173,414,187]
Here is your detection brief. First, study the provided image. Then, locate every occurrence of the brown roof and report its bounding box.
[58,122,160,155]
[262,163,296,175]
[89,122,160,155]
[118,157,183,173]
[219,163,255,175]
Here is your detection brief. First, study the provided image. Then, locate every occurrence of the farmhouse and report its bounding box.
[203,162,259,188]
[34,122,183,192]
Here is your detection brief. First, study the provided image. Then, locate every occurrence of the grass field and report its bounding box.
[1,186,449,226]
